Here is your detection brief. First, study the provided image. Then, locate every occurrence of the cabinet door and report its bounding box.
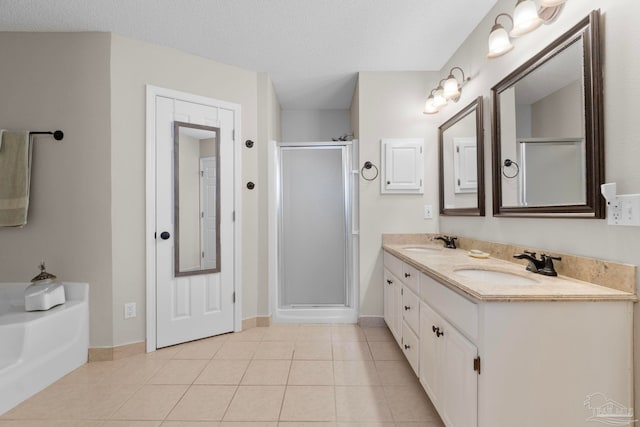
[381,138,424,194]
[453,137,478,193]
[441,321,478,427]
[383,269,396,340]
[419,302,443,409]
[383,269,402,345]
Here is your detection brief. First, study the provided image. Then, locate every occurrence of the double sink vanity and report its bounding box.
[382,234,635,427]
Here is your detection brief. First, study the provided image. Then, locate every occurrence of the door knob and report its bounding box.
[160,231,170,240]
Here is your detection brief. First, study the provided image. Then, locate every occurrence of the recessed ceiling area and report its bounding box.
[0,0,498,109]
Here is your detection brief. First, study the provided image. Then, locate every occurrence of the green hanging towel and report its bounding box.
[0,130,32,227]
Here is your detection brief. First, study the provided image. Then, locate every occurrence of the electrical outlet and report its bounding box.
[424,205,433,220]
[608,194,640,226]
[124,303,136,319]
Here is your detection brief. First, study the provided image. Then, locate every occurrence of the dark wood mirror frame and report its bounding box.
[439,96,485,216]
[491,10,604,218]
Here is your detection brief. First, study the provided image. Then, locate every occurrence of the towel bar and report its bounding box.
[29,130,64,141]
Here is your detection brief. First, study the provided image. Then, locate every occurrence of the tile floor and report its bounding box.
[0,324,444,427]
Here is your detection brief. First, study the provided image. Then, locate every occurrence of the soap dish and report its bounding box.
[468,249,490,259]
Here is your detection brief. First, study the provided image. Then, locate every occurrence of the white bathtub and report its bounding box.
[0,282,89,415]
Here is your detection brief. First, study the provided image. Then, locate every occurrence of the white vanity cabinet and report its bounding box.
[383,249,634,427]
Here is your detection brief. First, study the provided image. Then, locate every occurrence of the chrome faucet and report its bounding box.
[513,251,561,276]
[435,235,457,249]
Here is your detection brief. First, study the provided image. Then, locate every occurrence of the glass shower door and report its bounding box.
[278,144,350,308]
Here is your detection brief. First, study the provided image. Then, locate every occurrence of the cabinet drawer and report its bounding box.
[402,263,420,294]
[384,252,403,282]
[420,273,478,342]
[402,286,420,334]
[402,321,420,375]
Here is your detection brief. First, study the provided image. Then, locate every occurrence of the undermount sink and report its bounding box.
[454,268,538,285]
[402,246,442,253]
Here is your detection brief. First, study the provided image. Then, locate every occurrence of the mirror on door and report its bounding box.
[173,121,220,276]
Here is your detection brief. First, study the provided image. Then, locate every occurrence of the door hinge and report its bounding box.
[401,288,403,295]
[201,211,204,218]
[232,211,236,222]
[232,291,236,303]
[474,356,481,375]
[457,179,461,186]
[456,146,460,153]
[202,251,205,258]
[200,170,204,177]
[232,129,235,140]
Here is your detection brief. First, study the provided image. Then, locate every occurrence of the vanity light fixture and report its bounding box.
[510,0,543,37]
[487,13,515,58]
[487,0,568,59]
[443,67,470,101]
[422,69,470,115]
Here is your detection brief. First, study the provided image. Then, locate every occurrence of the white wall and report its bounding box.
[282,109,351,142]
[435,0,640,412]
[0,32,114,347]
[531,80,583,138]
[356,71,440,317]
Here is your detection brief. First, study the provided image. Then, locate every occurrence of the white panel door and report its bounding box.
[155,96,234,348]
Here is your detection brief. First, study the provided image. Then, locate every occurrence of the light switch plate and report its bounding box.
[424,205,433,220]
[124,303,137,319]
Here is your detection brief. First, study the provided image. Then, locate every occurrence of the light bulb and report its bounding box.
[443,76,461,100]
[487,23,514,58]
[510,0,543,37]
[433,85,448,108]
[423,97,439,115]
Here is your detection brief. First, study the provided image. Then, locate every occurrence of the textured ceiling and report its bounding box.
[0,0,498,109]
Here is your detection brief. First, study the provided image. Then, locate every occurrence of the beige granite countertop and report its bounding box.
[383,243,637,302]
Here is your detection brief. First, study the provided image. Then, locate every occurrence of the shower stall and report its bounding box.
[269,140,358,323]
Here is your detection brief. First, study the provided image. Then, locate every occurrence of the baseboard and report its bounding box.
[242,315,272,330]
[358,315,385,327]
[88,341,146,362]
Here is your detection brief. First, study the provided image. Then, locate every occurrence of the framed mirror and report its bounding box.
[491,10,604,218]
[173,121,221,277]
[439,96,485,216]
